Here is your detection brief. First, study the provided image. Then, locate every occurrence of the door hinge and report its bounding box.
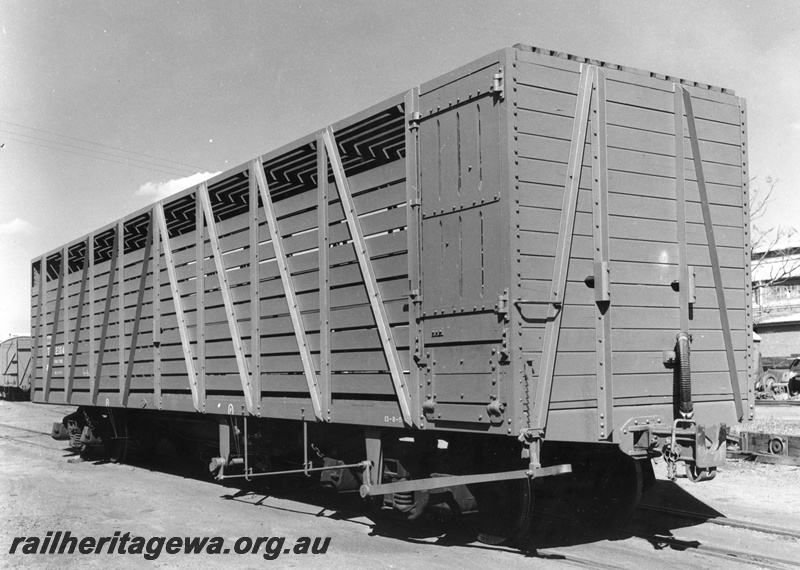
[491,67,505,100]
[495,289,509,316]
[408,111,421,131]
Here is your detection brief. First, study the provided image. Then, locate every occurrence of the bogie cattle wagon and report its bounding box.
[1,336,31,400]
[30,45,751,542]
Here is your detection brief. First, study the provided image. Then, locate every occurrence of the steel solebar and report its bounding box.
[361,464,572,497]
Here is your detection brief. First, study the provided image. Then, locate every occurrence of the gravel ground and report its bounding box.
[2,400,799,569]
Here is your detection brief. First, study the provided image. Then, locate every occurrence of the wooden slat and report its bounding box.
[249,165,262,416]
[254,157,323,421]
[153,219,161,408]
[318,133,331,421]
[156,203,200,411]
[91,229,119,405]
[28,257,45,400]
[117,221,124,400]
[200,181,255,414]
[324,127,414,427]
[196,193,206,408]
[122,214,153,406]
[44,251,65,401]
[66,238,91,403]
[683,88,743,421]
[530,64,594,435]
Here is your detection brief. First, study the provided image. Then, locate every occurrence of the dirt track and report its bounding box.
[1,400,799,569]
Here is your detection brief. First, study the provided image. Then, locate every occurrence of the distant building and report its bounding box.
[752,245,800,357]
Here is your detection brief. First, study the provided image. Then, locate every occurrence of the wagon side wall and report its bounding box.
[29,97,421,427]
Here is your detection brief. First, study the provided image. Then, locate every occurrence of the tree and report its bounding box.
[750,177,800,285]
[749,176,800,315]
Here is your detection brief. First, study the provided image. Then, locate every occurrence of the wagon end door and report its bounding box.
[416,56,510,429]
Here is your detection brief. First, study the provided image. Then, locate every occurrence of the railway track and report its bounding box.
[0,422,51,437]
[638,503,800,540]
[3,419,798,568]
[0,422,66,451]
[625,503,800,569]
[619,530,798,570]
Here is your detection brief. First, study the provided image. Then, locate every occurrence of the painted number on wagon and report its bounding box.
[384,416,403,424]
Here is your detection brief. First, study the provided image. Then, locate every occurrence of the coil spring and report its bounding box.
[67,421,83,449]
[393,491,414,508]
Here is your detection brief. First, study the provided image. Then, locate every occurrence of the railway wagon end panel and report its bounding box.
[511,46,751,444]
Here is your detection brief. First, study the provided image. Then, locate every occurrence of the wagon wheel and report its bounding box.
[761,374,778,398]
[103,411,129,464]
[588,454,643,527]
[532,447,643,531]
[474,477,533,545]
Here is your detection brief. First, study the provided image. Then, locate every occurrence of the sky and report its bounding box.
[0,0,798,337]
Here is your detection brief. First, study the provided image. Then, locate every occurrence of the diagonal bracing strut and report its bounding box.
[322,127,414,428]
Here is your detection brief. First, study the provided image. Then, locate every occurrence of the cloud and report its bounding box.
[792,122,800,132]
[136,171,221,201]
[0,217,35,235]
